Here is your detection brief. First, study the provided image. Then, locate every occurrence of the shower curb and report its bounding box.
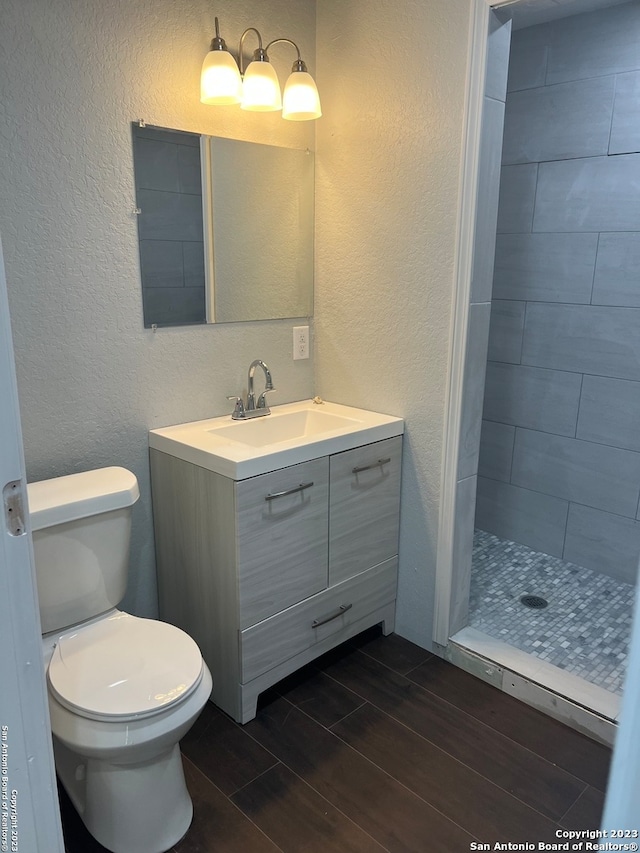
[446,627,618,747]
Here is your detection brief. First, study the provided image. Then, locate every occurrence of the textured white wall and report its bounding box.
[1,0,475,646]
[0,0,316,616]
[315,0,472,648]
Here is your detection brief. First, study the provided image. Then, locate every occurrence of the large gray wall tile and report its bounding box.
[139,239,184,288]
[485,13,512,102]
[522,303,640,380]
[475,476,569,557]
[511,428,640,518]
[496,164,538,234]
[478,420,515,482]
[137,189,204,242]
[487,300,524,363]
[133,125,205,328]
[182,242,205,289]
[177,144,202,195]
[480,1,640,573]
[493,233,597,303]
[135,125,200,147]
[142,286,206,328]
[471,97,506,302]
[483,362,582,436]
[533,154,640,233]
[610,70,640,155]
[564,503,640,585]
[507,23,549,93]
[450,475,477,634]
[577,375,640,453]
[592,233,640,307]
[134,138,180,192]
[546,2,640,85]
[458,302,491,481]
[502,77,615,165]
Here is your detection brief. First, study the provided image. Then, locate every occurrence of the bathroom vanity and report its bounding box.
[149,400,403,722]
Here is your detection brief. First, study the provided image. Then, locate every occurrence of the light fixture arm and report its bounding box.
[237,32,308,76]
[265,38,307,73]
[238,27,266,75]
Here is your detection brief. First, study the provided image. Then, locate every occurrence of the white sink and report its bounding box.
[207,408,361,447]
[149,400,404,479]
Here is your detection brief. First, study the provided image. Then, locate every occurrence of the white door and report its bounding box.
[0,236,64,851]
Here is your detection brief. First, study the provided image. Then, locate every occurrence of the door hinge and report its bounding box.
[3,480,26,536]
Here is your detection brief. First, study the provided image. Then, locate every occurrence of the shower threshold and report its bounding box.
[448,625,618,746]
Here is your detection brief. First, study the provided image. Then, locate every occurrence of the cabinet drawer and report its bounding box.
[236,457,329,628]
[329,436,402,585]
[241,557,398,682]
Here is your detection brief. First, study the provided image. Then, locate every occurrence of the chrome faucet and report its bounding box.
[247,359,274,411]
[227,359,276,419]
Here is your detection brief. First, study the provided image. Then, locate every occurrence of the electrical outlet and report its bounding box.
[293,325,309,360]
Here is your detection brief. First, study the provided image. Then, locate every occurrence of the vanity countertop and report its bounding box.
[149,399,404,480]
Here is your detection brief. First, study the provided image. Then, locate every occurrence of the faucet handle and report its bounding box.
[256,388,276,409]
[227,395,245,419]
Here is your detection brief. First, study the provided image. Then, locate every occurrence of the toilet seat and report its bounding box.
[47,612,204,722]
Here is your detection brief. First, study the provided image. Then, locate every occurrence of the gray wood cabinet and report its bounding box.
[150,435,402,722]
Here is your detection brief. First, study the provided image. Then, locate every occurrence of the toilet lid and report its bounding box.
[47,612,205,722]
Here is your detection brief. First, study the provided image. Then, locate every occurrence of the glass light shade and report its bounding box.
[200,50,242,105]
[282,71,322,120]
[241,60,282,111]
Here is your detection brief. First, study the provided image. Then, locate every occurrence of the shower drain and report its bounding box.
[520,594,548,610]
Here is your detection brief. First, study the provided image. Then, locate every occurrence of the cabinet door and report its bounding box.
[329,436,402,585]
[236,457,329,628]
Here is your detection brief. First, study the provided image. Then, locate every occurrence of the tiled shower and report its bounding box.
[469,0,640,697]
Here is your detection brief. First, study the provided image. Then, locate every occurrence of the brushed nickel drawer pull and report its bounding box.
[352,457,391,474]
[312,603,353,628]
[265,481,314,501]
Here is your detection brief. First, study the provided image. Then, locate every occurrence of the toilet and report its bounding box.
[27,466,212,853]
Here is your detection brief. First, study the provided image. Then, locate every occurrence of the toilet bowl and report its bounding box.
[28,467,212,853]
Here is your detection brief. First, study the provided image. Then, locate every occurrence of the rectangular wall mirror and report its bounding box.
[132,123,314,328]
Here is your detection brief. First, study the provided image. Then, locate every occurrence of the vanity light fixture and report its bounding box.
[200,17,321,120]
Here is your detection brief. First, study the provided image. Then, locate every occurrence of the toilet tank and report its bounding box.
[27,467,140,634]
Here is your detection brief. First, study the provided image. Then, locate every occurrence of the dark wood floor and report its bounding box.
[60,627,612,852]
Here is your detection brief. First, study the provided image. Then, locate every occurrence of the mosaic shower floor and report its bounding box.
[470,530,635,696]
